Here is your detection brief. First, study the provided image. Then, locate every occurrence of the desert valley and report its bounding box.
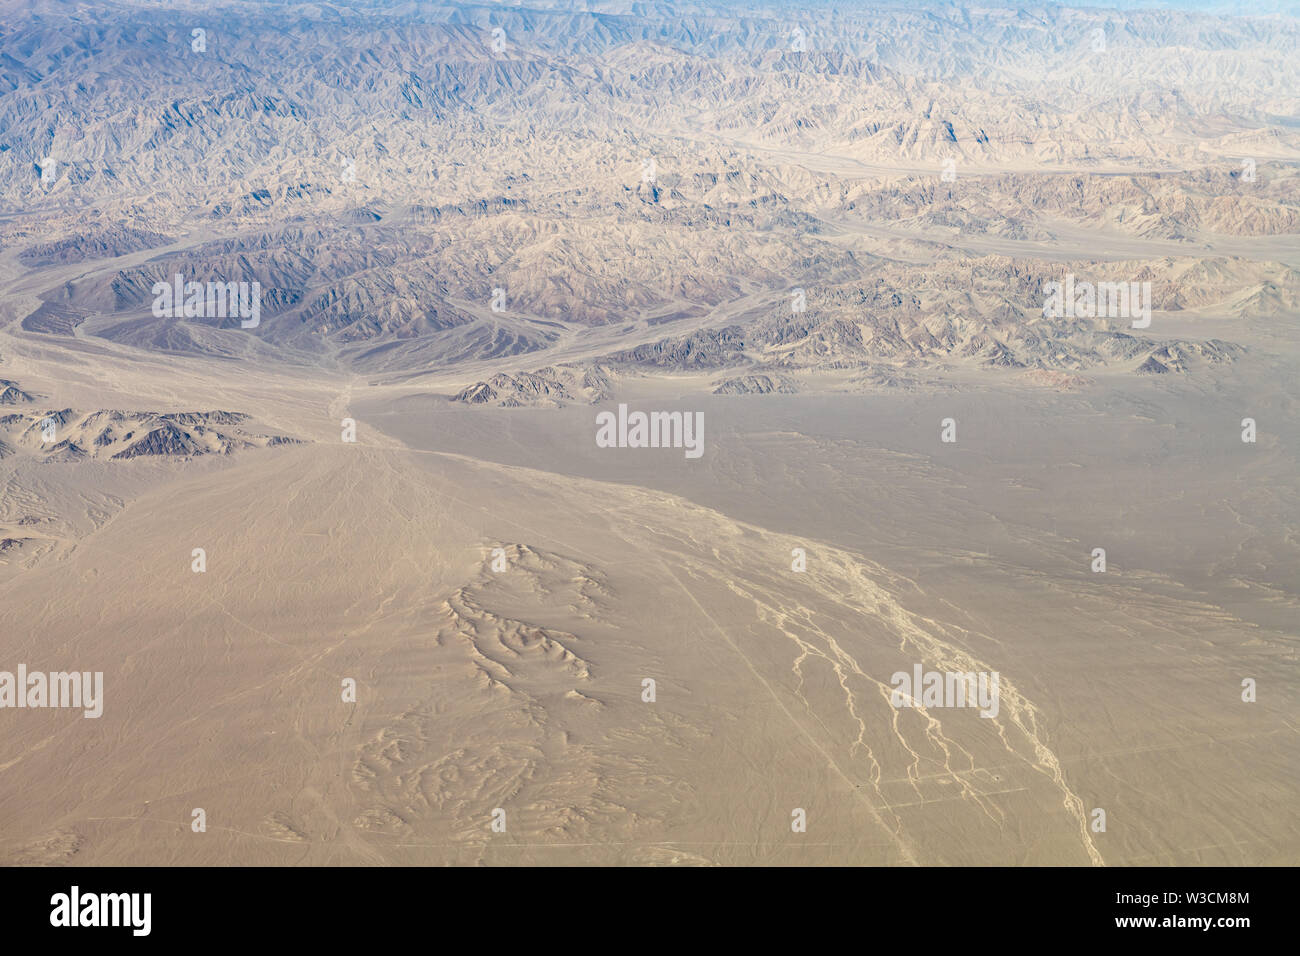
[0,0,1296,866]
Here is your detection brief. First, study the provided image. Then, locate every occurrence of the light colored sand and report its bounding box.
[0,345,1295,864]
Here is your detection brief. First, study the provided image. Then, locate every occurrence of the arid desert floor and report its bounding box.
[0,0,1297,866]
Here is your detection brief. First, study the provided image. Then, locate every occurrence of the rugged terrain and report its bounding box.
[0,0,1296,866]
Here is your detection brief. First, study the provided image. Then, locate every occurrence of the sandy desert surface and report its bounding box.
[0,0,1296,865]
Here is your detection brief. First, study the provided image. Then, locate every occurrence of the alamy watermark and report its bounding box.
[0,665,103,718]
[890,665,999,718]
[50,886,149,936]
[595,404,704,459]
[151,275,261,328]
[1042,274,1151,329]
